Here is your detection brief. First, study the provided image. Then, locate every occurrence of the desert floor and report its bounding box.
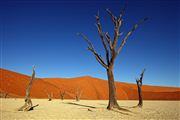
[1,98,180,120]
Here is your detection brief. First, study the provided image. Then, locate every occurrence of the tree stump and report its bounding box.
[18,98,33,111]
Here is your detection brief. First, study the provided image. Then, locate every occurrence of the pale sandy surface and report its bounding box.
[0,98,180,120]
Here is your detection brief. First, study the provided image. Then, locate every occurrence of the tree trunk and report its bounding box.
[4,93,8,98]
[136,81,143,107]
[18,67,35,111]
[106,68,120,110]
[60,91,65,101]
[79,7,147,111]
[75,95,80,101]
[75,90,82,101]
[18,98,33,111]
[48,93,53,101]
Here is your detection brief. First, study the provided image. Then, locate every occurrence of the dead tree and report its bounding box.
[0,92,2,98]
[79,6,148,110]
[136,69,145,107]
[18,66,37,111]
[0,92,8,98]
[60,91,65,101]
[47,92,53,101]
[4,92,8,98]
[75,88,82,101]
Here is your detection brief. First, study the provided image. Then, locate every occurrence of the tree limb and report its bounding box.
[118,1,127,21]
[139,69,145,85]
[136,69,146,86]
[106,9,122,49]
[104,32,113,50]
[78,33,109,69]
[106,8,117,25]
[77,33,94,50]
[95,13,110,64]
[117,17,148,54]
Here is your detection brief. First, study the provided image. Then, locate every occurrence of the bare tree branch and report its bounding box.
[118,1,127,20]
[104,32,113,50]
[78,33,108,69]
[106,8,117,25]
[95,13,110,64]
[139,69,146,86]
[77,33,94,50]
[88,47,109,69]
[78,5,148,110]
[106,9,122,49]
[117,17,148,54]
[136,69,145,86]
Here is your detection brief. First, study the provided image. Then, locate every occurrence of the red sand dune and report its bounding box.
[0,68,180,100]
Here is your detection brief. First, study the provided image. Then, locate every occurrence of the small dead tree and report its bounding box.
[136,69,145,107]
[0,92,2,98]
[75,88,82,101]
[4,92,8,98]
[0,92,8,98]
[60,91,65,101]
[47,92,53,101]
[18,66,37,111]
[79,5,147,110]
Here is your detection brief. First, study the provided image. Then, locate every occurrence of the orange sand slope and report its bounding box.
[0,68,180,100]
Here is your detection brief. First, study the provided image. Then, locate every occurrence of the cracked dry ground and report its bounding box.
[1,99,180,120]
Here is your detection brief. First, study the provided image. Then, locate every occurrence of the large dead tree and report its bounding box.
[136,69,145,107]
[79,6,147,110]
[18,66,37,111]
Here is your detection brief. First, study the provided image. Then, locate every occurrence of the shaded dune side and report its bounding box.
[1,68,180,100]
[42,77,129,100]
[0,69,60,98]
[116,83,180,100]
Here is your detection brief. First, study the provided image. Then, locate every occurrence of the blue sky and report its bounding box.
[1,0,179,87]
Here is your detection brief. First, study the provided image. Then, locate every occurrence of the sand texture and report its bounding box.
[1,99,180,120]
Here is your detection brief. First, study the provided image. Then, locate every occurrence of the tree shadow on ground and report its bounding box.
[65,102,97,109]
[111,109,132,116]
[99,104,139,109]
[120,105,139,109]
[118,107,132,112]
[65,102,133,116]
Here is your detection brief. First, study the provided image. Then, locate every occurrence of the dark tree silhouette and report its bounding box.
[136,69,145,107]
[79,6,147,110]
[18,66,38,111]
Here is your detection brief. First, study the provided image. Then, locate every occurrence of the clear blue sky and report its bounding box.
[1,0,179,87]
